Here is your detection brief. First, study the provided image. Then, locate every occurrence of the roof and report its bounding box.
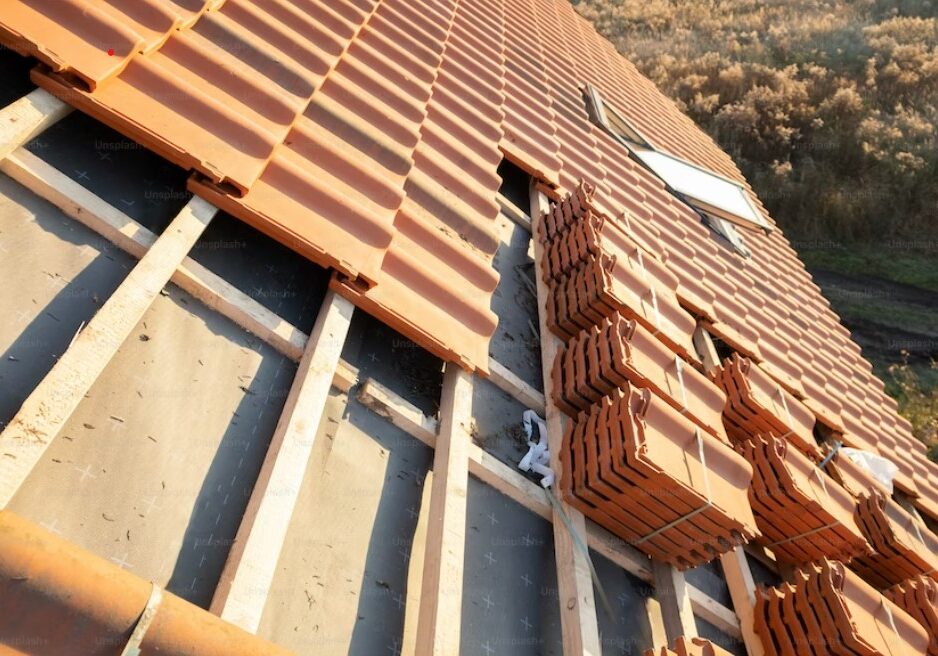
[2,0,936,558]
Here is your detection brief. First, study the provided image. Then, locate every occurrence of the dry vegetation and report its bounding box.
[575,0,938,242]
[887,356,938,458]
[574,0,938,454]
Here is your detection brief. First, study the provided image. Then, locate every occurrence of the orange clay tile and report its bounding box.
[551,315,727,442]
[560,383,757,569]
[754,559,929,656]
[885,576,938,656]
[738,434,871,564]
[852,490,938,589]
[712,354,820,460]
[0,510,294,655]
[644,637,736,656]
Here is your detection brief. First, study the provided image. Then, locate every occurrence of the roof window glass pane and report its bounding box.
[630,148,768,230]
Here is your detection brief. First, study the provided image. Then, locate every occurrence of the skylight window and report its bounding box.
[583,84,771,237]
[584,84,650,148]
[704,214,752,258]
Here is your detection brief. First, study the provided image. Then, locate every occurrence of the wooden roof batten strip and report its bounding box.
[210,290,355,632]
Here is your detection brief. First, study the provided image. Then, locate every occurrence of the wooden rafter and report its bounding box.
[415,364,473,654]
[530,185,603,655]
[720,548,765,656]
[211,291,354,633]
[496,191,532,232]
[486,358,546,414]
[653,560,699,642]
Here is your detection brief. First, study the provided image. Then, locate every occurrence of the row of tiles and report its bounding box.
[852,490,938,589]
[543,190,759,569]
[551,313,726,443]
[754,559,929,656]
[742,430,937,586]
[4,0,504,371]
[4,0,937,513]
[886,576,938,656]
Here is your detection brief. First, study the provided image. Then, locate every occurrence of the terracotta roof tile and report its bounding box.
[739,434,872,564]
[755,560,929,656]
[884,576,938,656]
[0,510,293,654]
[852,491,938,588]
[36,0,379,192]
[541,187,758,567]
[646,636,737,656]
[1,0,223,90]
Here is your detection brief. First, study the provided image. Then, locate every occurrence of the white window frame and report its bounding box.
[583,83,771,241]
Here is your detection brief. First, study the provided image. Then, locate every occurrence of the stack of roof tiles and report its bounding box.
[852,490,938,588]
[885,576,938,656]
[548,187,758,569]
[561,385,758,569]
[754,559,929,656]
[712,354,820,460]
[737,434,871,564]
[539,184,698,362]
[645,636,734,656]
[551,313,728,444]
